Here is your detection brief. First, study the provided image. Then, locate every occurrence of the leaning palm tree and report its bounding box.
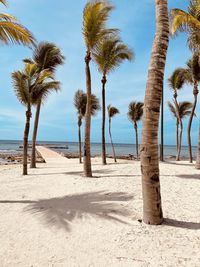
[171,0,200,51]
[127,101,143,160]
[168,68,185,161]
[140,0,169,225]
[168,101,192,157]
[0,0,34,45]
[74,90,101,164]
[93,35,133,165]
[82,0,115,177]
[180,54,200,163]
[107,105,119,163]
[12,63,37,175]
[28,42,65,168]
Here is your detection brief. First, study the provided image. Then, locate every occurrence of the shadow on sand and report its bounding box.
[164,218,200,230]
[0,191,133,232]
[176,174,200,180]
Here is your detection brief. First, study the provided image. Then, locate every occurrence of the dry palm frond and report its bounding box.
[168,100,192,119]
[12,70,29,105]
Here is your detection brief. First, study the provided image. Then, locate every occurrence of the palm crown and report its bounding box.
[0,0,34,45]
[107,104,119,119]
[127,101,143,124]
[168,101,192,120]
[168,68,186,93]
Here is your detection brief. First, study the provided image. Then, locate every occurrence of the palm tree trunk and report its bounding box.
[195,125,200,169]
[187,81,198,163]
[134,122,139,160]
[173,93,181,161]
[30,100,41,168]
[23,107,31,175]
[109,118,117,163]
[83,51,92,177]
[78,115,82,164]
[101,74,107,165]
[140,0,169,225]
[179,118,183,160]
[176,119,179,154]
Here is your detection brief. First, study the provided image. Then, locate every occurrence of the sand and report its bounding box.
[0,147,199,267]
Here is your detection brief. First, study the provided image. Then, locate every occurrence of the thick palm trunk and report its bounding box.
[195,125,200,169]
[30,100,41,168]
[176,119,179,153]
[134,122,139,160]
[101,74,107,165]
[78,116,82,164]
[140,0,169,225]
[23,107,31,175]
[187,82,198,163]
[83,51,92,177]
[109,118,117,163]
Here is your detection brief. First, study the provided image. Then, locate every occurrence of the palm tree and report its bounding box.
[168,68,185,160]
[93,35,133,165]
[107,105,119,163]
[179,54,200,163]
[74,90,101,164]
[12,63,37,175]
[28,42,65,168]
[168,101,192,156]
[140,0,169,225]
[171,0,200,51]
[127,101,143,160]
[0,0,34,45]
[82,0,115,177]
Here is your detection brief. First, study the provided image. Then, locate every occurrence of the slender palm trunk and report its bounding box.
[179,119,183,159]
[195,125,200,169]
[101,74,107,165]
[187,81,198,163]
[173,93,181,161]
[30,100,41,168]
[78,115,82,164]
[23,106,31,175]
[176,119,179,153]
[83,51,92,177]
[140,0,169,225]
[134,122,139,160]
[109,118,117,162]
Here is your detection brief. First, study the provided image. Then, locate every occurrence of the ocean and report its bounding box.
[0,140,197,159]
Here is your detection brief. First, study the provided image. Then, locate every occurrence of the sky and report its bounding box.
[0,0,198,145]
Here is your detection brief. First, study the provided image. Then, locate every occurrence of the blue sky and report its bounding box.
[0,0,198,145]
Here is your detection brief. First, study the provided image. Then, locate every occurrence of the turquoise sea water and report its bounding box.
[0,140,197,159]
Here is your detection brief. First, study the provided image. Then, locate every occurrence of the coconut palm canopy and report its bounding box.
[127,101,143,123]
[107,104,119,118]
[74,89,101,117]
[0,0,35,45]
[168,101,192,119]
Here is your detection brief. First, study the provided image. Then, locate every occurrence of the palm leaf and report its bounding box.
[107,104,119,118]
[0,0,7,6]
[12,70,29,106]
[127,101,143,123]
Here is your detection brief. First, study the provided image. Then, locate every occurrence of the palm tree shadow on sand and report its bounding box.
[164,218,200,230]
[23,191,133,232]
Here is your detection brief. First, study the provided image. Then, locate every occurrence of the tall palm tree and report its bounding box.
[28,42,65,168]
[168,68,185,160]
[12,63,37,175]
[82,0,115,177]
[93,35,133,165]
[0,0,34,45]
[171,0,200,51]
[74,90,100,164]
[107,105,119,163]
[140,0,169,225]
[179,54,200,163]
[127,101,143,160]
[168,101,192,156]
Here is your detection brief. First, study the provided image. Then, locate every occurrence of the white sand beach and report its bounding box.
[0,147,199,267]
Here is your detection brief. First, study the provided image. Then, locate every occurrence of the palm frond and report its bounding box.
[93,35,133,74]
[127,101,143,123]
[0,0,7,6]
[11,70,29,106]
[107,104,119,118]
[178,101,193,118]
[33,42,65,72]
[0,13,17,21]
[168,101,177,118]
[0,21,35,45]
[168,68,186,91]
[83,1,115,50]
[90,93,101,116]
